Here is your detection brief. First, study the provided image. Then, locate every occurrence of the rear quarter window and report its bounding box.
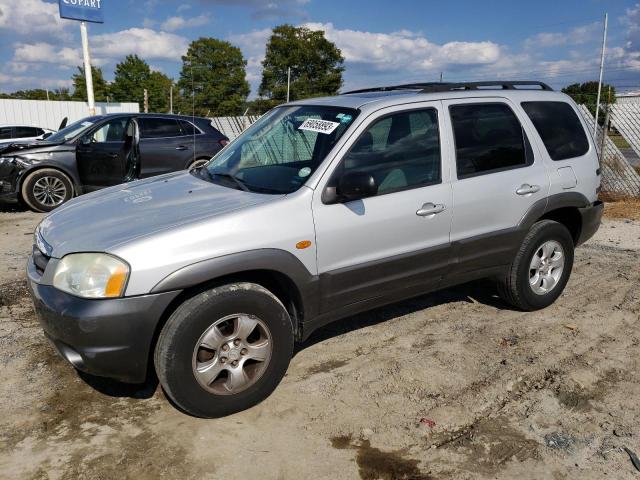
[521,101,589,161]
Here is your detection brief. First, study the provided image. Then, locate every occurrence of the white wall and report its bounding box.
[0,99,140,131]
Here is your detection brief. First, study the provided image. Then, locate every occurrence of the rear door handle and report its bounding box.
[175,145,188,151]
[108,153,119,158]
[515,184,540,195]
[416,202,446,217]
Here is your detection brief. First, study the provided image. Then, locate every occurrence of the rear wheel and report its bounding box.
[154,283,294,418]
[21,168,73,212]
[497,220,574,311]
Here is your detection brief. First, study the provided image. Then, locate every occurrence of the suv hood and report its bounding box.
[0,141,66,155]
[38,171,282,258]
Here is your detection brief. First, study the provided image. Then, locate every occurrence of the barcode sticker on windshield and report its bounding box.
[298,119,340,134]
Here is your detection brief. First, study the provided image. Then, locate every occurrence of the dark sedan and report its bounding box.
[0,113,229,212]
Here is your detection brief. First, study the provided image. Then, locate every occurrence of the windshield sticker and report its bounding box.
[298,119,340,134]
[339,114,352,124]
[298,167,311,177]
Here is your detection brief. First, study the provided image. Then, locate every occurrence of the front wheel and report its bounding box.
[21,168,73,212]
[497,220,574,311]
[154,283,294,418]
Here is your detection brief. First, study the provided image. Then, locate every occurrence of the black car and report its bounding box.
[0,113,229,212]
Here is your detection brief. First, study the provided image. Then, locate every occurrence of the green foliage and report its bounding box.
[0,88,71,100]
[110,55,173,112]
[259,24,344,101]
[562,81,617,116]
[244,98,284,115]
[177,37,250,116]
[71,66,110,102]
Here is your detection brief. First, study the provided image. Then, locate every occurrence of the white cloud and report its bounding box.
[228,28,271,85]
[0,0,71,41]
[13,42,84,68]
[524,22,600,49]
[303,23,501,72]
[91,28,189,61]
[160,14,210,31]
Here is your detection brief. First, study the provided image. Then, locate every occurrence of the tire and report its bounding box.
[21,168,73,212]
[187,158,210,171]
[154,283,294,418]
[497,220,574,311]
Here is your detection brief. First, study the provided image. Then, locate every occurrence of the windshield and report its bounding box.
[46,116,102,143]
[197,105,358,194]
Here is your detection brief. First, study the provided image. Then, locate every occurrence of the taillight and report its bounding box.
[219,139,229,147]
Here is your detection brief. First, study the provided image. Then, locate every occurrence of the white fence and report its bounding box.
[0,99,139,131]
[209,116,261,140]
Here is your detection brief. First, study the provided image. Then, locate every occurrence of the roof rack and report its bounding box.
[342,80,553,95]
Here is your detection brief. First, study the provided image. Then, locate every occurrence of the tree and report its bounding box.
[110,55,173,112]
[177,37,250,116]
[259,24,344,101]
[71,66,110,102]
[562,81,617,116]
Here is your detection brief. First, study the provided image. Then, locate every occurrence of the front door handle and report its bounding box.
[515,184,541,195]
[108,153,119,158]
[175,145,188,151]
[416,202,446,217]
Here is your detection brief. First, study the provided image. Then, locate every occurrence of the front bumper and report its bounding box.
[576,200,604,246]
[27,256,181,383]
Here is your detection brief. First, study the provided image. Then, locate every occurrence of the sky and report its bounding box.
[0,0,639,97]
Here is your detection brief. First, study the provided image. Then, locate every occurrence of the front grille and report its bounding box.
[33,245,50,275]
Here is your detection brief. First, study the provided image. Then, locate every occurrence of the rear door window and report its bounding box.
[521,101,589,160]
[0,127,11,139]
[450,103,531,179]
[139,118,183,139]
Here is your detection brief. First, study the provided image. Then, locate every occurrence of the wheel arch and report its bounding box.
[519,192,590,245]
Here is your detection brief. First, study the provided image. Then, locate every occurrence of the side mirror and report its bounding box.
[42,132,52,140]
[337,171,377,201]
[80,135,91,145]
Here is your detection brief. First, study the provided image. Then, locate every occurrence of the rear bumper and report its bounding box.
[576,200,604,246]
[27,257,181,383]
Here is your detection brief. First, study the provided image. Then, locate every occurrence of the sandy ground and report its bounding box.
[0,202,639,480]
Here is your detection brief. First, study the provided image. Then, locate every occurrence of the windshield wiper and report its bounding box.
[209,172,250,192]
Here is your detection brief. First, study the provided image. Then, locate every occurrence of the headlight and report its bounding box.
[52,253,130,298]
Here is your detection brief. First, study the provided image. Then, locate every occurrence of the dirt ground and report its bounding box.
[1,201,639,480]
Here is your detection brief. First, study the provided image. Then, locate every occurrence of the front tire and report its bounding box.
[21,168,73,212]
[154,283,294,418]
[497,220,574,311]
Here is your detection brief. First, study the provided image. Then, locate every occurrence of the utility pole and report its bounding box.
[80,21,96,115]
[46,89,50,101]
[169,86,173,114]
[594,12,608,137]
[286,67,291,102]
[439,72,443,83]
[143,88,149,113]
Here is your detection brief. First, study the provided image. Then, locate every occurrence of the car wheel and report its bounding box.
[154,283,294,418]
[497,220,574,311]
[188,158,210,171]
[21,168,73,213]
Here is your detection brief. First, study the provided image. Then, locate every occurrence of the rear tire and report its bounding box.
[154,283,294,418]
[497,220,574,311]
[21,168,73,212]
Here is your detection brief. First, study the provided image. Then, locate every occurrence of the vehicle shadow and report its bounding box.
[295,278,515,355]
[77,370,159,399]
[0,201,28,213]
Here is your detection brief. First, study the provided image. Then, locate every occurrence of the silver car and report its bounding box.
[27,81,603,417]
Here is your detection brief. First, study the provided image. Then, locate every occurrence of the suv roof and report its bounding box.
[290,80,570,112]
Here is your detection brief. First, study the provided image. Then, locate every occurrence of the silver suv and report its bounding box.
[27,81,603,417]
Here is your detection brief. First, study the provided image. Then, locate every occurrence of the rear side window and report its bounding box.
[0,127,11,139]
[14,126,40,137]
[179,120,198,135]
[521,101,589,160]
[340,108,441,195]
[139,118,183,139]
[450,103,530,179]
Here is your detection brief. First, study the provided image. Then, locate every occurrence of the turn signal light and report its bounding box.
[296,240,312,249]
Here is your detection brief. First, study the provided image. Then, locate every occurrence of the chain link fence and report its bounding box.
[211,107,640,198]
